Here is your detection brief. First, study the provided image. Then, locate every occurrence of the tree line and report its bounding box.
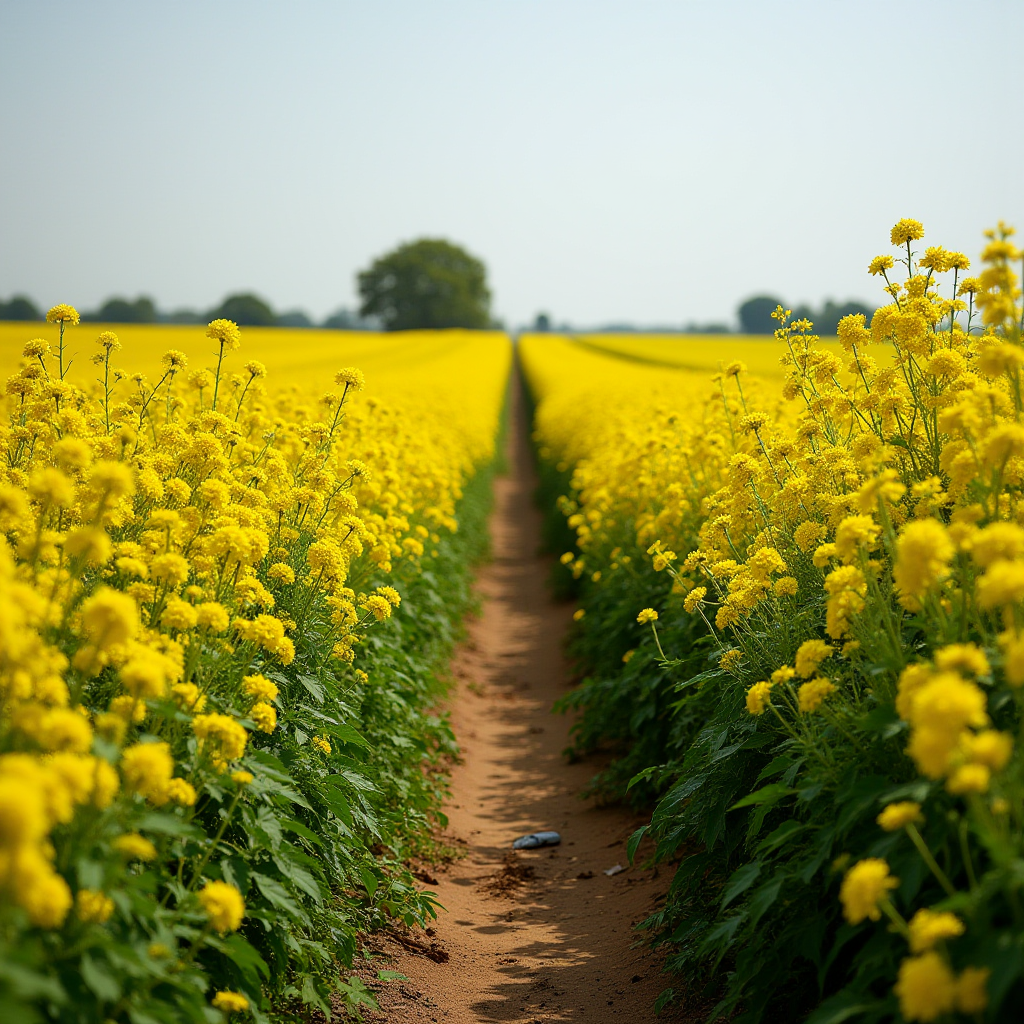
[0,239,494,331]
[3,242,874,335]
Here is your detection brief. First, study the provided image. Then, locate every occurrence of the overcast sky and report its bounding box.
[1,0,1021,328]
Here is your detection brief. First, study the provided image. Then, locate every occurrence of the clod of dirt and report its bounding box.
[414,870,439,885]
[391,930,450,964]
[481,852,535,897]
[576,870,594,880]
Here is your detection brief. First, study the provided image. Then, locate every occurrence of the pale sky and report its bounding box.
[1,0,1021,328]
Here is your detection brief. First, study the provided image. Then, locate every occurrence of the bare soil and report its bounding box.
[363,378,697,1023]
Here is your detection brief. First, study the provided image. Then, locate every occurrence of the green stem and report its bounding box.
[905,822,957,897]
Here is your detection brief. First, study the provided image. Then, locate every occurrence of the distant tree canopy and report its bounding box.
[357,239,491,331]
[208,293,277,327]
[793,299,874,335]
[738,294,874,335]
[276,309,313,328]
[0,295,41,320]
[84,296,157,323]
[738,295,785,334]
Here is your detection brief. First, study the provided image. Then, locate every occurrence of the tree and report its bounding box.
[208,293,277,326]
[533,312,551,332]
[86,296,157,323]
[0,295,41,320]
[738,295,785,334]
[357,238,491,331]
[814,299,874,335]
[276,309,313,328]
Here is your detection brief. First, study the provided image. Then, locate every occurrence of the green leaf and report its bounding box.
[333,724,370,748]
[338,976,379,1010]
[721,861,761,908]
[252,872,302,916]
[730,782,796,811]
[626,825,648,864]
[359,866,379,898]
[377,970,408,981]
[220,934,271,982]
[80,954,121,1003]
[626,766,657,791]
[756,819,807,855]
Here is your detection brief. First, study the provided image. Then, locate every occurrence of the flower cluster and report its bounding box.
[522,221,1024,1020]
[0,316,510,1019]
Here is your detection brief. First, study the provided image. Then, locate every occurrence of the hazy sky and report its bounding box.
[2,0,1021,327]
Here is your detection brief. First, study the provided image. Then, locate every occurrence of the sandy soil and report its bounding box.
[364,377,695,1024]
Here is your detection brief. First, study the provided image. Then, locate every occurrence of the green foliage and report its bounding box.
[738,295,785,334]
[84,297,158,323]
[357,239,491,331]
[209,293,278,327]
[0,456,495,1023]
[532,435,1023,1023]
[0,295,42,320]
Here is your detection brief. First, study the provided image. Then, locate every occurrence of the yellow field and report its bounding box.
[0,320,502,392]
[537,331,863,377]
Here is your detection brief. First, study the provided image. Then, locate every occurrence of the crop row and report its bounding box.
[0,316,510,1022]
[521,221,1024,1023]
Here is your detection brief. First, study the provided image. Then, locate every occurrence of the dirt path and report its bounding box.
[367,375,690,1023]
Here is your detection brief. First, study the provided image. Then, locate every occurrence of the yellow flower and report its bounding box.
[363,595,392,621]
[312,736,332,755]
[794,639,833,679]
[268,562,295,584]
[250,702,277,734]
[946,763,990,795]
[970,521,1024,567]
[199,880,245,932]
[0,779,49,847]
[745,681,773,716]
[793,521,825,552]
[833,515,878,562]
[636,608,658,625]
[890,218,925,246]
[193,714,248,769]
[334,367,366,390]
[797,677,835,713]
[29,467,75,509]
[76,889,115,924]
[165,778,197,806]
[120,742,174,805]
[161,598,198,632]
[683,587,706,612]
[14,853,73,928]
[868,255,895,275]
[933,643,989,679]
[876,801,923,832]
[962,729,1013,771]
[81,587,139,650]
[893,519,954,610]
[206,319,241,349]
[955,966,990,1014]
[46,303,80,325]
[212,991,250,1013]
[905,672,988,778]
[242,674,279,703]
[572,608,585,621]
[231,771,254,786]
[976,558,1024,609]
[839,858,898,924]
[196,602,230,632]
[907,909,965,953]
[894,952,956,1022]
